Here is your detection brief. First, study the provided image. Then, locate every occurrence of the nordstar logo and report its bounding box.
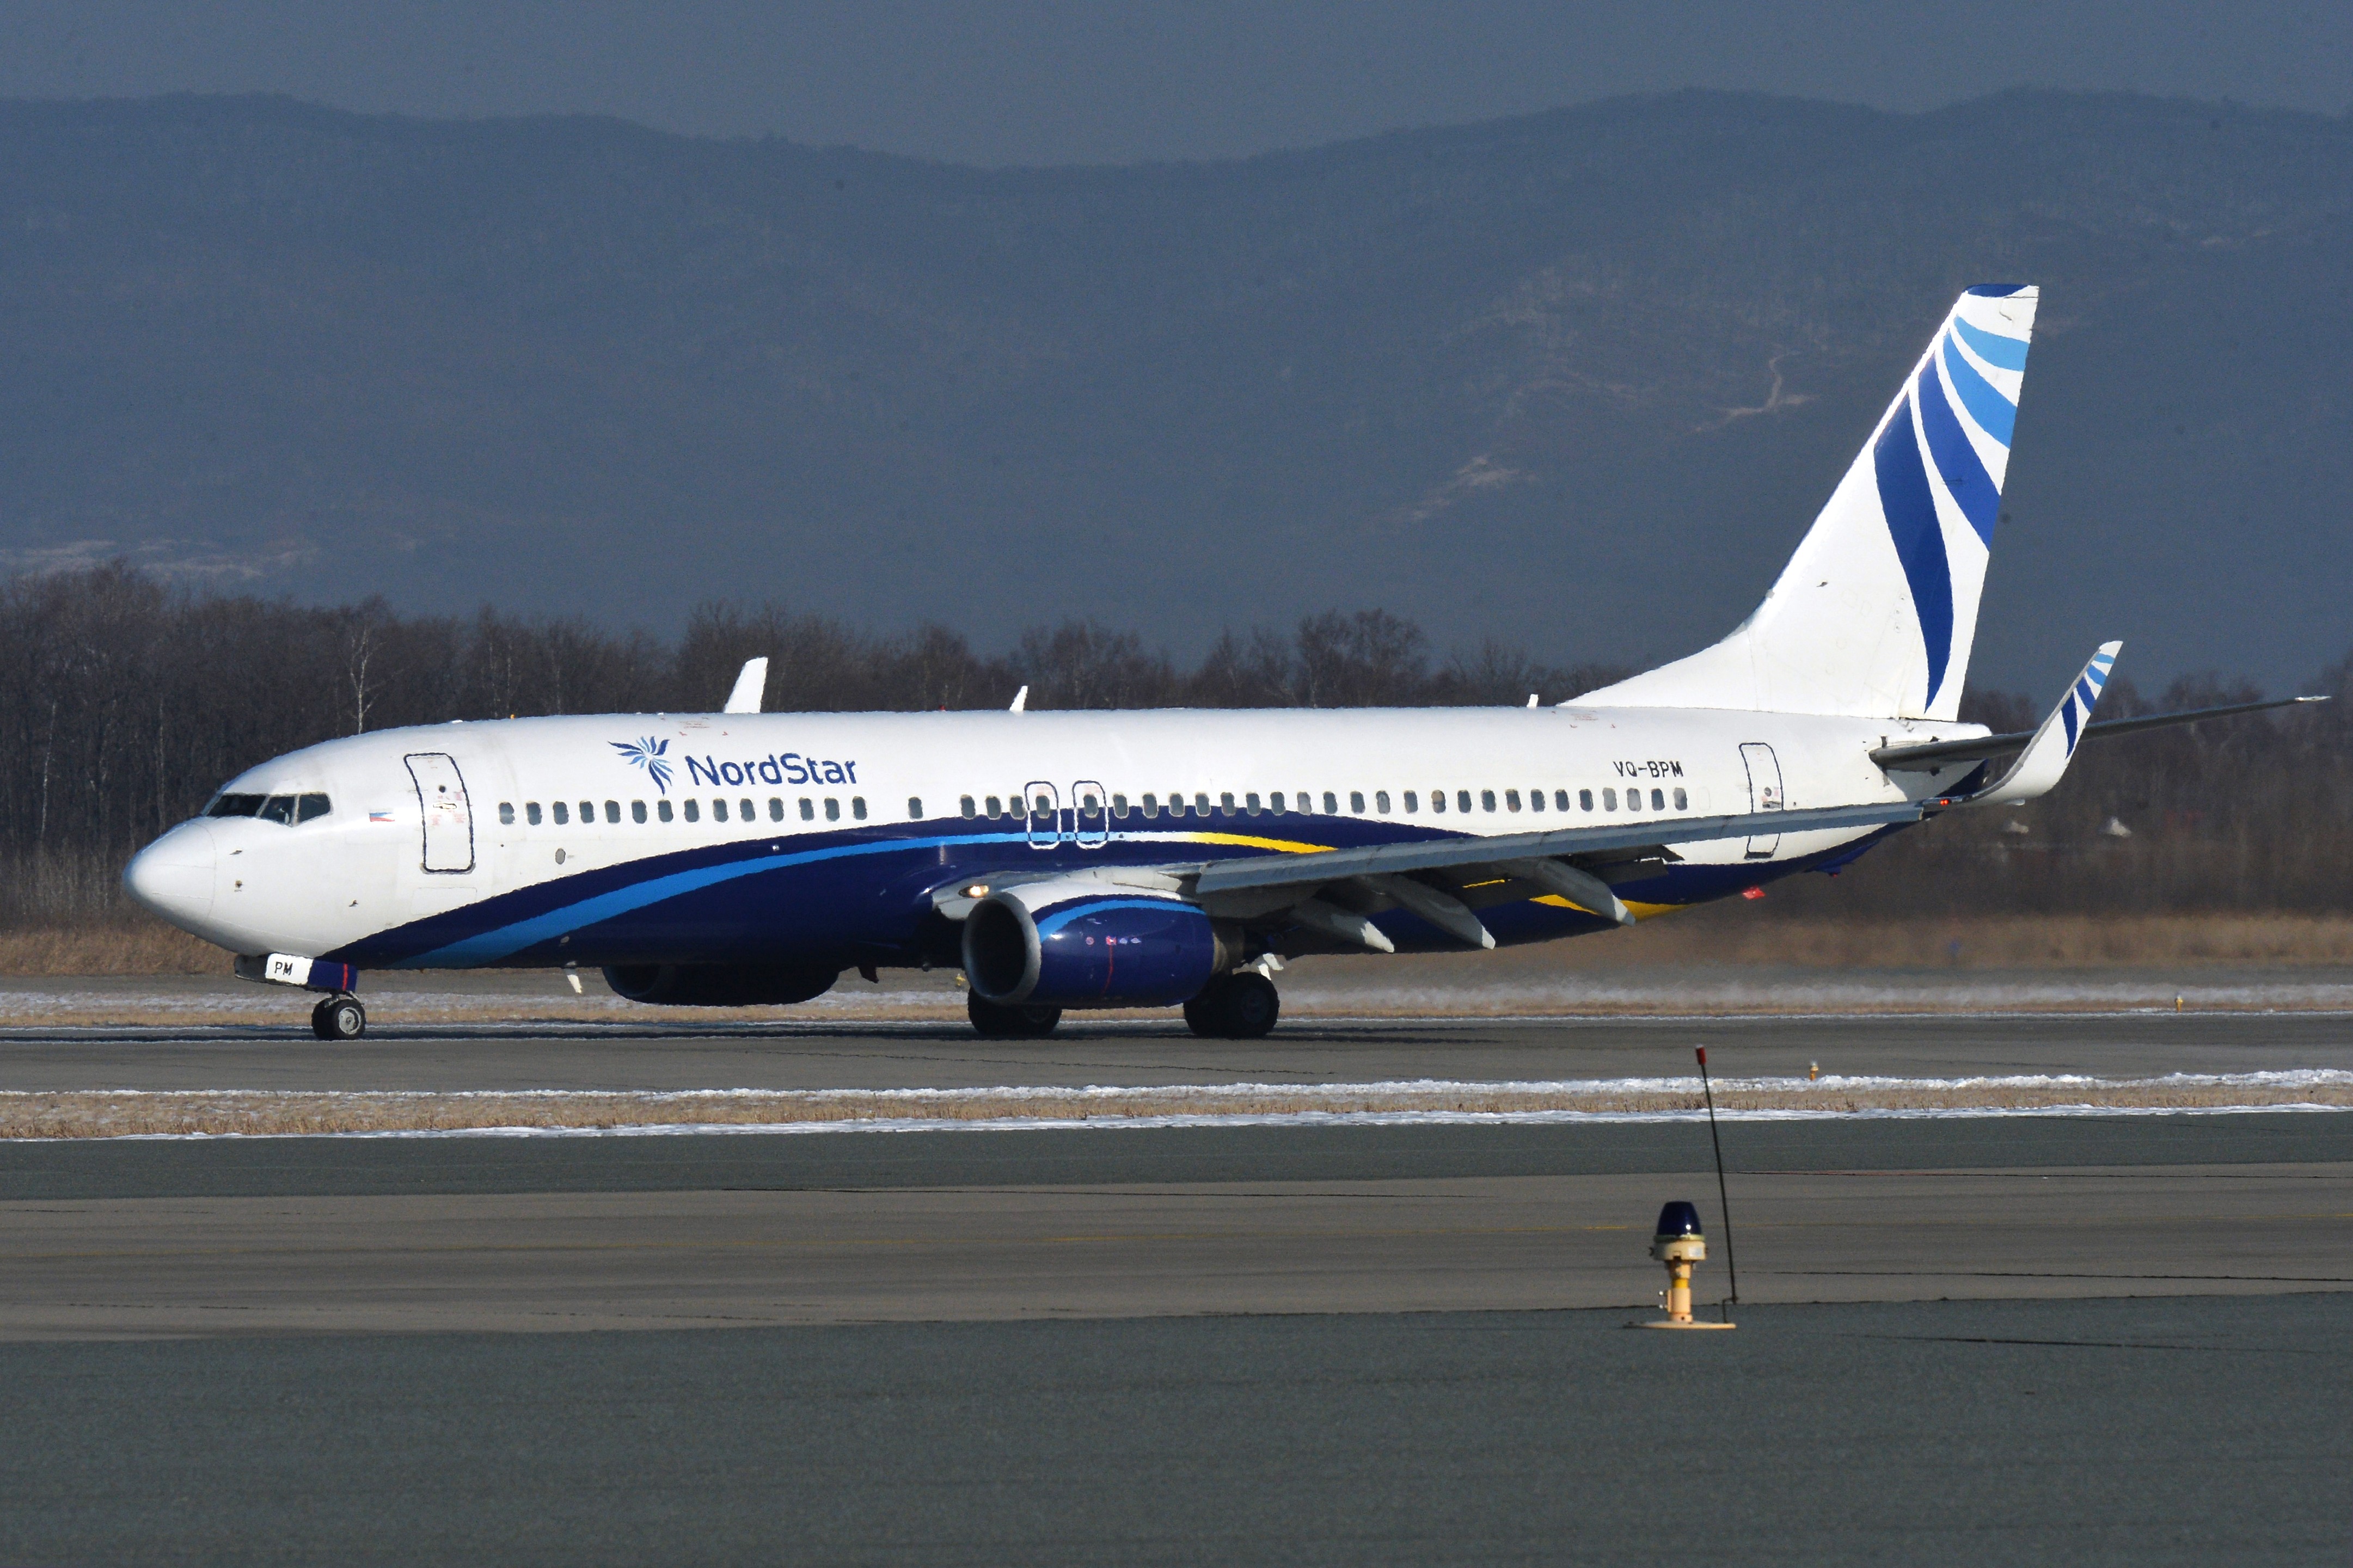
[611,736,673,794]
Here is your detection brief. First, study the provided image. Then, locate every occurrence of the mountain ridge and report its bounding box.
[1,88,2346,693]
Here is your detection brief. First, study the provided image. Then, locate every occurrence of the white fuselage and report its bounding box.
[124,703,1981,970]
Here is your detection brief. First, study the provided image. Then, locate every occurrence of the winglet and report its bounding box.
[722,658,768,714]
[1950,641,2120,808]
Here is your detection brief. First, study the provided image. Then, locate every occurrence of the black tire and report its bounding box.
[311,994,366,1041]
[1184,972,1280,1039]
[966,993,1061,1038]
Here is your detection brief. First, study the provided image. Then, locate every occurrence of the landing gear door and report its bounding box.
[1071,780,1108,848]
[1739,742,1783,859]
[1024,780,1062,850]
[405,752,475,873]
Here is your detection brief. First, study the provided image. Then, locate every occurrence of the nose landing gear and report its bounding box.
[310,993,366,1041]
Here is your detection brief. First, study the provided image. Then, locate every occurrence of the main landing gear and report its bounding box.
[1184,971,1280,1040]
[967,993,1062,1038]
[310,992,366,1041]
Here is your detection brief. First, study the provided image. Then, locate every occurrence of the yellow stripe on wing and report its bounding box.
[1532,894,1684,922]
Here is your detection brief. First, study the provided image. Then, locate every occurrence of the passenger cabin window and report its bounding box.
[852,797,868,820]
[1113,795,1129,816]
[1579,789,1594,811]
[553,802,570,825]
[632,801,647,823]
[1245,792,1261,814]
[961,796,978,819]
[1482,790,1498,813]
[1404,791,1418,813]
[800,798,814,820]
[578,801,593,824]
[1673,787,1688,811]
[526,803,543,826]
[1651,788,1666,810]
[500,802,516,825]
[1322,791,1338,814]
[605,801,621,824]
[1220,792,1235,814]
[769,798,784,822]
[1349,791,1365,813]
[825,798,841,821]
[1603,788,1617,811]
[1556,790,1571,811]
[1505,790,1521,812]
[984,795,1001,817]
[1194,794,1210,816]
[1458,790,1474,814]
[907,797,922,820]
[682,800,698,822]
[1265,792,1280,814]
[739,798,754,821]
[1375,790,1390,813]
[657,800,673,822]
[713,800,729,822]
[1431,790,1447,813]
[1140,794,1157,816]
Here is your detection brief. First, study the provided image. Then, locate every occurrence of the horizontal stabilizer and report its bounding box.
[1874,693,2330,770]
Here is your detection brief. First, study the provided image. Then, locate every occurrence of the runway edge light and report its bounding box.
[1635,1201,1735,1331]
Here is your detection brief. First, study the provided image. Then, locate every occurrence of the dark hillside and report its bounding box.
[1,90,2348,693]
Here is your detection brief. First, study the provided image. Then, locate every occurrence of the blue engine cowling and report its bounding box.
[963,881,1225,1008]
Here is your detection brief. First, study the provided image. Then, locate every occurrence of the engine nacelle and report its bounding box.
[600,962,837,1006]
[963,880,1225,1009]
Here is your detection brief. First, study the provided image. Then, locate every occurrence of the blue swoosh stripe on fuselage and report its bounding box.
[393,829,1029,967]
[340,808,1920,972]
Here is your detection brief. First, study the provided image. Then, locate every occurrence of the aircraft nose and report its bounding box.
[124,821,218,925]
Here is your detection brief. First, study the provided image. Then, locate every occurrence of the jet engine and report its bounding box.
[600,962,837,1006]
[962,880,1231,1009]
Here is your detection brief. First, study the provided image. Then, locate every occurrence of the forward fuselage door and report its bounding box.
[1024,780,1062,850]
[406,752,476,872]
[1071,780,1109,848]
[1739,742,1783,859]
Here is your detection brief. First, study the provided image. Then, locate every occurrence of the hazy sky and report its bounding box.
[3,1,2346,164]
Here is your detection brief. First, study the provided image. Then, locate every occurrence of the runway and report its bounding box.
[5,1006,2351,1090]
[4,1006,2348,1562]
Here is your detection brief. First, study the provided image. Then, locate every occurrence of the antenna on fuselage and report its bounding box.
[1009,685,1028,714]
[723,658,768,715]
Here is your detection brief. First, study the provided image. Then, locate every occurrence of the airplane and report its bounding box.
[123,285,2320,1042]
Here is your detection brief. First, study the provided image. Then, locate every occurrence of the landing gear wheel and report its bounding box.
[1184,971,1280,1039]
[311,993,366,1041]
[966,993,1062,1038]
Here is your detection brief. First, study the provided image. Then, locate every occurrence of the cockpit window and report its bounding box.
[205,792,329,823]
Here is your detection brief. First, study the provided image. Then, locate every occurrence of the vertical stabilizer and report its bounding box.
[1581,285,2038,720]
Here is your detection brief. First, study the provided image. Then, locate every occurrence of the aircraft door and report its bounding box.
[1739,742,1783,858]
[1024,780,1062,850]
[406,753,476,873]
[1071,780,1108,848]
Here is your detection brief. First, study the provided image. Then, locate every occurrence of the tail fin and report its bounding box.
[1582,285,2038,720]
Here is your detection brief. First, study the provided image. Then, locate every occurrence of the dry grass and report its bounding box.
[0,924,223,975]
[4,1076,2345,1139]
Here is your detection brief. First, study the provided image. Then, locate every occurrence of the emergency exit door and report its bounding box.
[1739,742,1783,859]
[405,753,475,872]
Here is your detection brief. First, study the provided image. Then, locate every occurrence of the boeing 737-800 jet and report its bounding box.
[123,286,2315,1040]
